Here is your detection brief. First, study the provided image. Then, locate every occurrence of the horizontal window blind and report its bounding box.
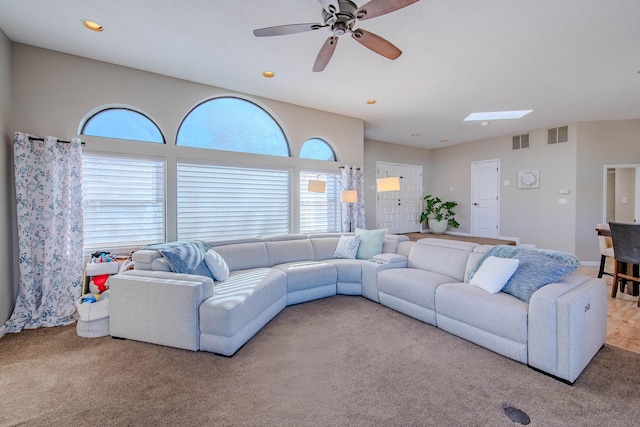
[177,162,293,240]
[300,172,341,233]
[83,153,165,252]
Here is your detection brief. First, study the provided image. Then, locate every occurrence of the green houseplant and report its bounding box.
[419,195,460,234]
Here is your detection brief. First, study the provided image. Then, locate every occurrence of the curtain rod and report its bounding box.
[28,136,85,146]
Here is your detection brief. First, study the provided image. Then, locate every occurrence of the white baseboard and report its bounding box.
[0,324,6,339]
[580,261,600,267]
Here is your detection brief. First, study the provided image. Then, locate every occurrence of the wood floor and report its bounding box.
[402,233,640,355]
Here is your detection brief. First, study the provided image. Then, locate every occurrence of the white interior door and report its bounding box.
[376,162,422,233]
[471,159,500,238]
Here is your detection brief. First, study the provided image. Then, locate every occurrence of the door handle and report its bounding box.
[473,203,479,206]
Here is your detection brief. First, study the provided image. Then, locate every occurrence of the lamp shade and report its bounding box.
[376,176,400,192]
[340,190,358,203]
[308,179,326,193]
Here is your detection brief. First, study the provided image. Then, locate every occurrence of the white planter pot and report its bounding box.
[428,218,448,234]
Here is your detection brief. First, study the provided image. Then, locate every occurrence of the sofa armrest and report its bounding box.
[528,274,607,383]
[361,255,408,302]
[108,270,215,351]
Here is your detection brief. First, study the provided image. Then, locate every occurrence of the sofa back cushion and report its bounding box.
[408,238,478,282]
[265,238,315,266]
[381,234,409,254]
[310,236,341,260]
[211,242,269,272]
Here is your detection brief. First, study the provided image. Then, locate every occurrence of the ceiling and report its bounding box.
[0,0,639,149]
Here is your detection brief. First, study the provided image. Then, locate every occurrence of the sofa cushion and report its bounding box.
[265,239,315,266]
[378,268,457,310]
[199,268,287,337]
[273,261,337,293]
[211,242,269,271]
[355,228,385,259]
[334,235,361,259]
[408,239,478,282]
[311,236,341,260]
[469,256,519,294]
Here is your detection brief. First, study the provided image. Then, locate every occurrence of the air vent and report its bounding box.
[547,125,568,145]
[512,133,530,150]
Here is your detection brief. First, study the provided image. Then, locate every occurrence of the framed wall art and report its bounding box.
[518,170,540,189]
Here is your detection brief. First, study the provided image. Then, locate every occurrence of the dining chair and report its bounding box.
[609,222,640,306]
[596,223,614,278]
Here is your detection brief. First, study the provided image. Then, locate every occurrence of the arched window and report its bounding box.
[300,138,336,161]
[176,97,289,156]
[80,107,164,143]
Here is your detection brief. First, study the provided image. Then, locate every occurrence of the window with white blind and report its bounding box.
[82,153,165,252]
[177,162,293,240]
[300,172,341,233]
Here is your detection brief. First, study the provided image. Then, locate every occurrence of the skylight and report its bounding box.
[464,110,533,121]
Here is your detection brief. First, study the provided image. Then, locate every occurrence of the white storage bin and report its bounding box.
[76,290,110,338]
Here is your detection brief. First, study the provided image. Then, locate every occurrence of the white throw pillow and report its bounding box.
[469,256,519,294]
[204,249,229,282]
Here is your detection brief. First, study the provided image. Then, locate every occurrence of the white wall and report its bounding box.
[0,29,14,326]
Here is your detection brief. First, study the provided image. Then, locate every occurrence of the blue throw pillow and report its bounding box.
[355,228,385,259]
[501,250,578,303]
[159,242,215,280]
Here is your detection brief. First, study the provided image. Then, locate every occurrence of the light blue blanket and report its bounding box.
[145,240,214,280]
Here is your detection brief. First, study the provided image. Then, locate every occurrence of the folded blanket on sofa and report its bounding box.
[145,240,215,280]
[467,245,580,303]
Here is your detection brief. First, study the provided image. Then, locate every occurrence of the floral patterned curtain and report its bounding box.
[340,166,365,232]
[5,132,84,332]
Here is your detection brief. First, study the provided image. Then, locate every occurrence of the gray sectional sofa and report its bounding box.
[107,233,607,383]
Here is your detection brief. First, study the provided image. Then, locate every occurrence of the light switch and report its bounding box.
[560,189,570,195]
[622,197,629,204]
[503,180,510,186]
[559,198,567,204]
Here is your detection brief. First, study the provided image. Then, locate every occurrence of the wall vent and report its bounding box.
[512,133,530,150]
[547,125,568,145]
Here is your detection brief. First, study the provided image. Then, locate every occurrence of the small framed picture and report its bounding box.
[518,170,540,189]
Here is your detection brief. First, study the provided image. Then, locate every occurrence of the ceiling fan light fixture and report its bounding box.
[367,99,377,105]
[82,20,103,32]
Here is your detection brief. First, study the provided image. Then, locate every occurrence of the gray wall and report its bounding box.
[575,120,640,261]
[430,126,578,253]
[0,29,13,327]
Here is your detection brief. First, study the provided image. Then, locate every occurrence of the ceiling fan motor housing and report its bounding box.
[322,0,358,33]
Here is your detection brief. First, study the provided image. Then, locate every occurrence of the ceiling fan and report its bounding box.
[253,0,421,72]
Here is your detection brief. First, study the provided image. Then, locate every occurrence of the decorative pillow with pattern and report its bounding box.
[334,235,361,259]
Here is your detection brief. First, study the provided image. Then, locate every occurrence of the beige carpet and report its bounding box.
[1,296,638,426]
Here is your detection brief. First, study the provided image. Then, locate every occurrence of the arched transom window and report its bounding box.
[177,97,289,156]
[300,138,336,161]
[80,107,164,143]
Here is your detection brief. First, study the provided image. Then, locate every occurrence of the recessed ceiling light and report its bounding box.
[411,133,420,137]
[366,100,377,105]
[262,71,275,78]
[82,20,103,32]
[440,139,448,143]
[464,110,532,121]
[480,121,489,126]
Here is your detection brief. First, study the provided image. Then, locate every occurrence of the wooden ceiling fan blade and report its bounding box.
[313,37,339,72]
[351,29,402,60]
[253,23,322,37]
[355,0,420,21]
[318,0,340,14]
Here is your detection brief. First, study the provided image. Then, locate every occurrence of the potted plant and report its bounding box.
[419,195,460,234]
